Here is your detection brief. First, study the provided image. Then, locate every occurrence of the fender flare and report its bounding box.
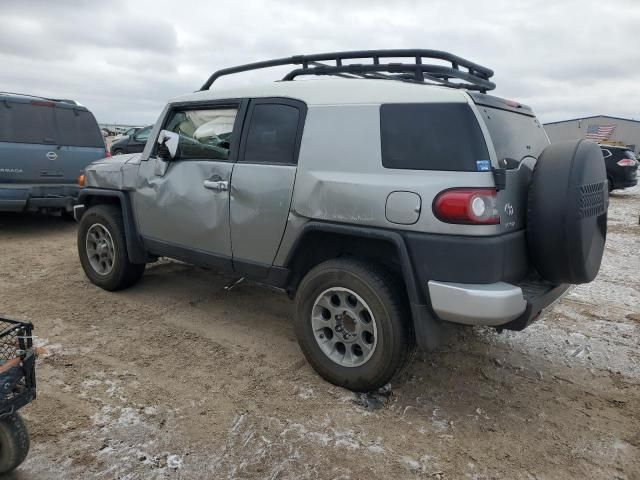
[77,188,149,264]
[283,222,444,349]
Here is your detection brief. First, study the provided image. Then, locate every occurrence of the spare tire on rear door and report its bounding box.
[527,139,607,284]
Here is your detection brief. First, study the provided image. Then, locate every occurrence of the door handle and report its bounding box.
[203,179,229,191]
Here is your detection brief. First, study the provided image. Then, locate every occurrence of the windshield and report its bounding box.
[478,107,549,165]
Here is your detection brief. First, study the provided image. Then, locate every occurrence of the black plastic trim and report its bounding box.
[143,236,233,272]
[77,188,149,264]
[283,221,425,305]
[499,283,569,331]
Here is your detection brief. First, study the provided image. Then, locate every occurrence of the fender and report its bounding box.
[76,188,149,264]
[283,221,445,350]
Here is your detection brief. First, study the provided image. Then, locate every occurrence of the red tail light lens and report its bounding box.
[617,158,636,167]
[433,188,499,225]
[105,149,111,158]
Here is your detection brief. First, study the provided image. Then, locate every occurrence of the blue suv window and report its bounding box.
[380,103,489,171]
[55,108,104,148]
[0,102,56,144]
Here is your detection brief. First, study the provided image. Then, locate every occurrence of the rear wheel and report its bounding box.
[294,258,414,392]
[112,149,124,155]
[0,413,30,474]
[78,204,145,291]
[608,177,614,193]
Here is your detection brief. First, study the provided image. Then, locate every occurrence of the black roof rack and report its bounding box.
[200,49,495,93]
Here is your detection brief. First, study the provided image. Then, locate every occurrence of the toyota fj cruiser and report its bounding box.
[74,50,608,391]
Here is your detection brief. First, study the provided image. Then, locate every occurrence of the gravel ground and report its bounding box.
[0,186,638,480]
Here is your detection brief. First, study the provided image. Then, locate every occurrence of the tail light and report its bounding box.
[617,158,636,167]
[433,188,499,225]
[105,149,111,158]
[77,174,85,187]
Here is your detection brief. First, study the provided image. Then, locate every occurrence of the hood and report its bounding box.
[85,153,142,190]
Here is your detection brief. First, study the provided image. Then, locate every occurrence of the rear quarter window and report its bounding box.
[0,102,56,144]
[380,103,489,171]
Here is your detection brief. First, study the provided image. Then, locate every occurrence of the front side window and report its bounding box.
[163,107,238,160]
[242,103,300,164]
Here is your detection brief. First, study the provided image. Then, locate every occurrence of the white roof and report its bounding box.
[171,78,468,106]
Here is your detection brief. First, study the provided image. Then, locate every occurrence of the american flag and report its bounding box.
[585,124,616,141]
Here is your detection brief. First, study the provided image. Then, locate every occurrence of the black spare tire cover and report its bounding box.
[527,139,607,284]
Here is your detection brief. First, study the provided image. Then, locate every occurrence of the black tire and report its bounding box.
[527,139,607,284]
[112,149,124,155]
[0,414,30,474]
[294,258,415,392]
[77,204,145,291]
[607,177,614,193]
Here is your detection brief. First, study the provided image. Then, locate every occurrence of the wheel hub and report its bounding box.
[335,312,358,342]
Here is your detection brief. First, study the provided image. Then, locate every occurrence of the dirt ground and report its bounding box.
[0,187,638,480]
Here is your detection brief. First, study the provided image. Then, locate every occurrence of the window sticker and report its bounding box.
[476,160,491,171]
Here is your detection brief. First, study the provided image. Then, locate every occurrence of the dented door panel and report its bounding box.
[133,157,233,256]
[230,163,297,265]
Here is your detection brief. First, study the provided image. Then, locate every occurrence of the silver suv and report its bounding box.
[74,50,608,391]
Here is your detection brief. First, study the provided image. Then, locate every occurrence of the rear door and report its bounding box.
[230,98,306,275]
[54,105,106,182]
[472,98,550,233]
[0,99,60,184]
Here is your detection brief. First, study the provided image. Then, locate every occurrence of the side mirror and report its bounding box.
[157,130,180,160]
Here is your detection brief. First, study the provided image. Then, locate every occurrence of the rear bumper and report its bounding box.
[610,166,637,190]
[428,279,570,329]
[612,177,637,190]
[0,184,80,212]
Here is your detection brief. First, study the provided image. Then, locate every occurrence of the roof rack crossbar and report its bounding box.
[199,49,495,92]
[282,63,495,91]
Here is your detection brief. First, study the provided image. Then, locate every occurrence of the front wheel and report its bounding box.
[294,258,415,392]
[77,204,145,291]
[0,413,30,474]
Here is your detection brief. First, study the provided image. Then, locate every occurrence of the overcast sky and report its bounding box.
[2,0,639,125]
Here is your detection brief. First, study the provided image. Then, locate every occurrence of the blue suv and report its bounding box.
[0,92,107,214]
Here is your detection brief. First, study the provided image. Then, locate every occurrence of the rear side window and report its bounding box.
[0,102,56,144]
[243,104,300,164]
[55,108,104,148]
[380,103,489,171]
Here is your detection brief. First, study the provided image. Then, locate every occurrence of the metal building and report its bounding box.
[544,115,640,154]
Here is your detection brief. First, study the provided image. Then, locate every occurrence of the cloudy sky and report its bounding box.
[2,0,639,126]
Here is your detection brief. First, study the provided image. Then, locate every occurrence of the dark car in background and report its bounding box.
[600,145,638,192]
[0,92,108,214]
[109,125,152,155]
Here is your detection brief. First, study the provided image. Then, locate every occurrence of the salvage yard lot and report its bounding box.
[0,187,638,480]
